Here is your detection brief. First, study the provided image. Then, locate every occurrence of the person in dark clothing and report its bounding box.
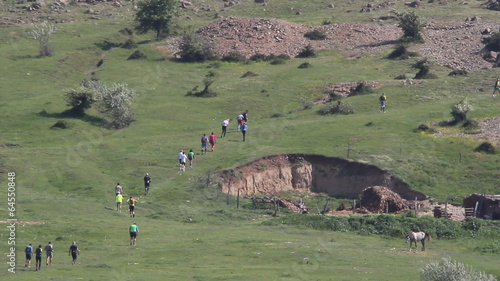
[68,242,80,265]
[35,245,43,271]
[144,173,151,195]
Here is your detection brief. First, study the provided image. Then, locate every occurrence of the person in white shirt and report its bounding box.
[221,119,230,137]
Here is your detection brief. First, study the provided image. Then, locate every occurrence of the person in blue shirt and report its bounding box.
[25,243,33,268]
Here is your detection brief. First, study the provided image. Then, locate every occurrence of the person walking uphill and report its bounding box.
[379,93,387,113]
[241,122,248,142]
[45,241,53,266]
[25,243,33,268]
[35,245,43,271]
[201,134,209,154]
[493,78,500,97]
[209,132,217,151]
[221,119,230,138]
[127,196,137,218]
[129,223,139,246]
[187,149,195,168]
[68,242,79,265]
[144,173,151,195]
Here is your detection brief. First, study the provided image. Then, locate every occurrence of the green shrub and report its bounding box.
[413,58,437,79]
[298,62,312,69]
[178,33,219,62]
[51,120,70,129]
[221,51,247,63]
[474,142,496,154]
[186,71,218,98]
[64,78,103,115]
[100,83,136,129]
[482,29,500,52]
[127,50,146,60]
[451,98,473,123]
[296,44,316,58]
[414,123,437,134]
[304,29,327,40]
[393,10,425,43]
[448,69,468,76]
[121,39,137,49]
[394,74,407,80]
[249,53,267,62]
[318,101,355,115]
[420,257,497,281]
[462,119,479,130]
[241,71,258,78]
[388,43,418,59]
[352,81,373,95]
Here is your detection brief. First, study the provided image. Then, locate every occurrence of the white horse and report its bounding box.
[406,231,431,251]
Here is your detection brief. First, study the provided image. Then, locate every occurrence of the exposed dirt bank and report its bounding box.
[219,154,427,200]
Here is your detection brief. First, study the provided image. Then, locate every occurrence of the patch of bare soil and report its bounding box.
[166,16,500,71]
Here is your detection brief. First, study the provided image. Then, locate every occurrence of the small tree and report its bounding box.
[64,78,103,115]
[450,98,473,123]
[100,83,136,128]
[31,22,57,57]
[413,58,437,79]
[393,11,425,43]
[135,0,178,39]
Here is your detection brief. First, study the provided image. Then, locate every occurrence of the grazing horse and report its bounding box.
[406,231,431,251]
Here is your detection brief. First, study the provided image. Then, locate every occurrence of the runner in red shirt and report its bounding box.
[209,132,217,151]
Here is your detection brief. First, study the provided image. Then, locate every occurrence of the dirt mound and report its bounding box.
[360,186,409,213]
[167,16,402,59]
[219,154,427,201]
[165,16,500,71]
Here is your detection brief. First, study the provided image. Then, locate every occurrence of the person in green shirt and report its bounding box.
[187,149,195,168]
[129,223,139,246]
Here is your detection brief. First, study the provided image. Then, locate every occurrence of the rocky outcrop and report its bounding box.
[219,154,427,200]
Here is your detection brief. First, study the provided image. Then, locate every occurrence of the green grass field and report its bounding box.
[1,0,500,280]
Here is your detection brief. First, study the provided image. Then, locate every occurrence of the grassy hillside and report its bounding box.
[1,0,499,280]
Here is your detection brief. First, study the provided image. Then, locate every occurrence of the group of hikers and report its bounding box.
[114,177,148,247]
[24,241,79,270]
[179,110,250,171]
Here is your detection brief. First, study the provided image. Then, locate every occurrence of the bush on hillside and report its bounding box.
[178,33,219,62]
[64,78,104,115]
[186,71,218,98]
[121,39,137,49]
[392,10,425,43]
[31,22,57,57]
[420,257,497,281]
[100,83,136,129]
[249,53,267,62]
[482,29,500,52]
[413,58,437,79]
[462,119,479,130]
[352,81,373,95]
[296,44,317,58]
[304,29,327,40]
[318,101,355,115]
[388,43,418,59]
[241,71,258,78]
[394,74,407,80]
[474,142,496,154]
[127,50,146,60]
[414,123,437,134]
[221,51,247,63]
[448,69,468,76]
[298,62,312,69]
[450,98,473,123]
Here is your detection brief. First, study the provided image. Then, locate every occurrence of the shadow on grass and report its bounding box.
[39,109,109,128]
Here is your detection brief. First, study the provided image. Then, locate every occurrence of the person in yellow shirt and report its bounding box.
[116,193,123,213]
[127,196,137,218]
